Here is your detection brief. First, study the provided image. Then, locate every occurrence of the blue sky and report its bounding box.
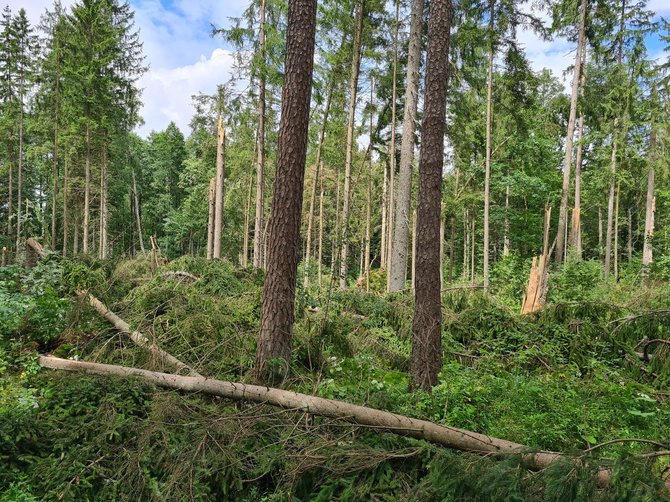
[12,0,670,139]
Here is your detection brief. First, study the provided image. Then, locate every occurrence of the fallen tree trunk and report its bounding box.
[77,292,201,377]
[25,238,200,378]
[38,356,622,487]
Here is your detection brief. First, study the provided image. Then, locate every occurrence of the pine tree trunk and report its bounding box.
[614,181,620,280]
[385,0,400,271]
[483,0,495,289]
[83,125,91,254]
[99,147,108,260]
[605,126,617,276]
[7,156,12,236]
[132,168,145,254]
[62,158,69,256]
[411,209,417,291]
[213,106,226,259]
[332,168,341,276]
[555,0,587,266]
[389,0,424,292]
[642,167,655,272]
[569,47,587,259]
[241,166,254,267]
[255,0,317,383]
[411,0,452,391]
[304,81,333,288]
[16,98,24,255]
[339,0,365,290]
[253,0,268,270]
[318,161,325,289]
[207,177,216,259]
[381,157,388,268]
[51,125,59,250]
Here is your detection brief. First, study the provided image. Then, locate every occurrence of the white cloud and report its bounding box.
[136,48,235,137]
[1,0,75,25]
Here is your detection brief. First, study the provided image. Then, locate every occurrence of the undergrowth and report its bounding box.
[2,255,670,500]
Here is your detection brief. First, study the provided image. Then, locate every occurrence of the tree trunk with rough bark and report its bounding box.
[62,158,69,256]
[411,0,452,391]
[83,125,91,254]
[569,47,587,259]
[254,0,317,383]
[389,0,424,292]
[556,0,587,266]
[385,0,400,271]
[339,0,365,290]
[207,177,215,259]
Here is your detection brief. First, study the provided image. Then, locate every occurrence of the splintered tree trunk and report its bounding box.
[569,47,587,259]
[304,81,333,288]
[253,0,268,270]
[411,0,452,391]
[555,0,587,266]
[483,0,495,289]
[339,0,365,290]
[207,177,215,259]
[389,0,424,292]
[213,106,226,259]
[254,0,317,383]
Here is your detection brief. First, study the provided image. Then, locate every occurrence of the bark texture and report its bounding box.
[254,0,317,382]
[253,0,268,270]
[483,0,495,289]
[213,109,226,259]
[389,0,424,292]
[411,0,452,391]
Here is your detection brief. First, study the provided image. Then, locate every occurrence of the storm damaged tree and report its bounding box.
[410,0,452,391]
[254,0,317,383]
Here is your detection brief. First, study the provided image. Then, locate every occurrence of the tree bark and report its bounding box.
[99,146,108,260]
[339,0,365,290]
[569,47,587,259]
[207,176,216,259]
[389,0,424,292]
[555,0,587,266]
[483,0,495,289]
[253,0,268,270]
[254,0,317,382]
[385,0,401,271]
[614,181,620,280]
[83,124,91,254]
[131,168,145,254]
[62,158,69,256]
[318,161,325,288]
[411,0,452,391]
[605,125,617,276]
[642,167,654,273]
[213,101,226,259]
[241,163,254,267]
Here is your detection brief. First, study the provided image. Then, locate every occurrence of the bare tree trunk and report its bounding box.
[627,207,632,263]
[332,168,341,276]
[389,0,424,292]
[318,161,325,288]
[62,158,69,257]
[241,167,254,267]
[253,0,268,270]
[463,208,469,281]
[440,206,445,288]
[385,0,400,271]
[614,182,620,280]
[642,167,655,273]
[503,183,510,256]
[207,177,215,259]
[73,211,79,255]
[598,206,603,258]
[605,126,617,276]
[365,154,372,292]
[411,209,417,291]
[483,0,495,289]
[381,158,388,269]
[569,47,587,259]
[99,147,108,260]
[83,125,91,254]
[255,0,317,382]
[304,82,333,288]
[339,0,365,290]
[132,168,145,254]
[51,127,59,250]
[15,80,25,257]
[556,0,587,266]
[411,0,452,391]
[471,215,476,286]
[213,100,226,259]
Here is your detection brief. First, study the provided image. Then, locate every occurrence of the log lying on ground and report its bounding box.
[161,271,200,283]
[25,238,200,378]
[38,356,624,487]
[77,292,201,377]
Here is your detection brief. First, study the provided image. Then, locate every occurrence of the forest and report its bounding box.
[2,0,670,499]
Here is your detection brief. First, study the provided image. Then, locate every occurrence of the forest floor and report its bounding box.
[2,253,670,500]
